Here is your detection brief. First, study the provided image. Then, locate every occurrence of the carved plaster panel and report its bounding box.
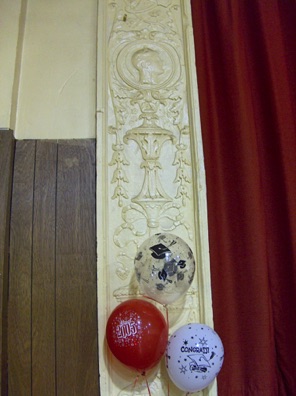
[97,1,216,395]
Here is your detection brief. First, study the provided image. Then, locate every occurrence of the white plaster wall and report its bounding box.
[0,0,97,139]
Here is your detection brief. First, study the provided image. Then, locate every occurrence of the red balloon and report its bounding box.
[106,299,168,372]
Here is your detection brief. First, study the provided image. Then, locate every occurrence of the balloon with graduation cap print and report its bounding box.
[134,233,196,305]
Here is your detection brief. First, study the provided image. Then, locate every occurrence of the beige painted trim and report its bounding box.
[96,1,216,395]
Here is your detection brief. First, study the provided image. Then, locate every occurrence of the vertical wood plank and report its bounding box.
[32,141,57,395]
[8,140,35,396]
[56,140,99,395]
[0,131,15,395]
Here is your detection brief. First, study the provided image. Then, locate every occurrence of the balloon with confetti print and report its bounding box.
[134,233,196,305]
[166,323,224,393]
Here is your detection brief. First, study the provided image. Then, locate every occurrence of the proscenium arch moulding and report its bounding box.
[96,1,217,395]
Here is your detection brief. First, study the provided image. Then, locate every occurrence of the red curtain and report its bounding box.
[191,1,296,395]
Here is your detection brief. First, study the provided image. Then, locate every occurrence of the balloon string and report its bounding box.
[139,300,171,396]
[132,374,139,391]
[144,373,152,396]
[164,304,170,396]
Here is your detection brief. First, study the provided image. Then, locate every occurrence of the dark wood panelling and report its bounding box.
[8,140,36,396]
[32,141,57,395]
[6,139,99,396]
[0,131,15,395]
[55,140,99,395]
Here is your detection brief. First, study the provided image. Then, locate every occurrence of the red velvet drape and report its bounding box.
[191,1,296,395]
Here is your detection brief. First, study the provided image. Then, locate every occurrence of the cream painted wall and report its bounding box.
[0,0,97,139]
[0,0,22,129]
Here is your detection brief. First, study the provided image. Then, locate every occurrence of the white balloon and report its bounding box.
[134,233,196,305]
[166,323,224,393]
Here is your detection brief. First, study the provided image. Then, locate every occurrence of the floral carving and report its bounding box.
[109,127,130,207]
[174,127,191,206]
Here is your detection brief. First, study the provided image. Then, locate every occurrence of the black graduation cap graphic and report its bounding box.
[188,354,211,373]
[150,243,172,259]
